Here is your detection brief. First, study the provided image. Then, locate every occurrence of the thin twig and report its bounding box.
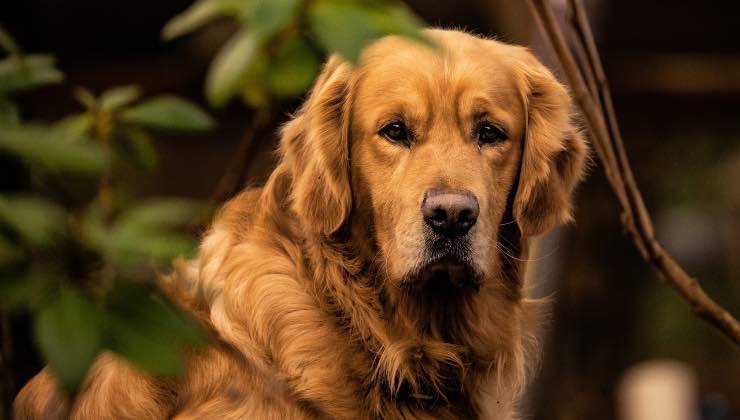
[526,0,740,346]
[527,0,632,223]
[564,0,651,259]
[567,0,656,244]
[565,7,600,106]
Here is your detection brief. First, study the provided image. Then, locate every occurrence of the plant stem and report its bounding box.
[526,0,740,346]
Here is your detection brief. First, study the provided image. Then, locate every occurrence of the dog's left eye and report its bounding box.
[379,122,410,145]
[477,123,507,146]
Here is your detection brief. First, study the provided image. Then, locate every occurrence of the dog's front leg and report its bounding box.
[14,353,171,420]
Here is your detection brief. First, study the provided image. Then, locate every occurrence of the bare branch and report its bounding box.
[565,6,601,106]
[526,0,740,346]
[527,0,629,211]
[566,0,656,244]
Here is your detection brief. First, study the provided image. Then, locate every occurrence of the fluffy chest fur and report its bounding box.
[190,170,538,420]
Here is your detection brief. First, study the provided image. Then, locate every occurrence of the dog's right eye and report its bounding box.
[379,122,410,145]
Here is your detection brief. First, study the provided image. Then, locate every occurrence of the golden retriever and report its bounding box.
[14,29,587,419]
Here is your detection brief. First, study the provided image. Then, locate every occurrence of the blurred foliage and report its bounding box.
[0,0,429,409]
[0,25,212,397]
[163,0,430,107]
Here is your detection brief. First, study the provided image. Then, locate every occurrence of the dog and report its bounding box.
[14,29,587,419]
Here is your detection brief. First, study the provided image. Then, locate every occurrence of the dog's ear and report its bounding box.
[280,56,354,238]
[512,50,588,237]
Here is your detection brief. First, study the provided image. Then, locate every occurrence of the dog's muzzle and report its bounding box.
[421,188,479,239]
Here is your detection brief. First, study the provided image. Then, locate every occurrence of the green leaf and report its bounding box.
[100,85,141,111]
[372,4,432,47]
[239,51,271,108]
[99,199,211,265]
[240,81,270,108]
[0,270,56,310]
[73,86,97,109]
[119,96,214,131]
[113,126,157,170]
[105,282,205,376]
[0,124,105,174]
[308,1,380,63]
[251,0,301,38]
[107,229,197,266]
[35,288,104,394]
[308,1,430,63]
[52,113,94,140]
[80,202,108,251]
[0,54,63,95]
[163,0,227,41]
[267,38,321,97]
[107,312,185,376]
[205,29,258,107]
[116,199,212,231]
[162,0,220,41]
[0,234,23,266]
[0,96,19,125]
[0,26,21,56]
[0,195,67,247]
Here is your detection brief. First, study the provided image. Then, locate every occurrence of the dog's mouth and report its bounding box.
[403,255,482,292]
[420,256,481,288]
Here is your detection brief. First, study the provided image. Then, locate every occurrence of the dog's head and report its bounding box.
[282,29,586,296]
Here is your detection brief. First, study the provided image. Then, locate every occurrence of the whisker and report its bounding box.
[495,241,560,263]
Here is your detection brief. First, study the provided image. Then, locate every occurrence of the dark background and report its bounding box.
[2,0,739,418]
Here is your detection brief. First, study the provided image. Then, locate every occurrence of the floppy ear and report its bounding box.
[279,56,354,238]
[513,50,588,237]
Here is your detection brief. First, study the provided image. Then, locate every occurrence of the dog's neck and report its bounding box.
[296,211,528,416]
[240,166,533,416]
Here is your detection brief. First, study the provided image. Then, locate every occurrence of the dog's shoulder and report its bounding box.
[215,187,264,240]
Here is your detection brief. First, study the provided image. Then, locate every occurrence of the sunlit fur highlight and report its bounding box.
[15,29,587,419]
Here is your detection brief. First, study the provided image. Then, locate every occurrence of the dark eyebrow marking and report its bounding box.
[467,97,495,119]
[472,110,490,120]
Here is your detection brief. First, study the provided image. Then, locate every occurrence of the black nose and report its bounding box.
[422,189,479,238]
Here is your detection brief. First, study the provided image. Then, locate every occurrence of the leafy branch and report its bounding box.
[164,0,428,107]
[526,0,740,346]
[0,27,216,398]
[164,0,430,200]
[0,1,430,405]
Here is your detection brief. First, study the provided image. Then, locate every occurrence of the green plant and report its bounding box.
[0,0,430,410]
[163,0,430,108]
[0,26,213,397]
[164,0,430,200]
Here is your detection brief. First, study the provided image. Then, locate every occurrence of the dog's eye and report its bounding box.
[379,122,410,145]
[477,123,507,146]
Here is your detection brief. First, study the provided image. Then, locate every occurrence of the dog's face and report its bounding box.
[351,32,529,288]
[284,29,586,296]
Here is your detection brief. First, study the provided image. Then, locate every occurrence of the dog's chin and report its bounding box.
[402,255,483,293]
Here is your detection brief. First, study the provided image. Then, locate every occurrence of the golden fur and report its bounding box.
[14,29,587,419]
